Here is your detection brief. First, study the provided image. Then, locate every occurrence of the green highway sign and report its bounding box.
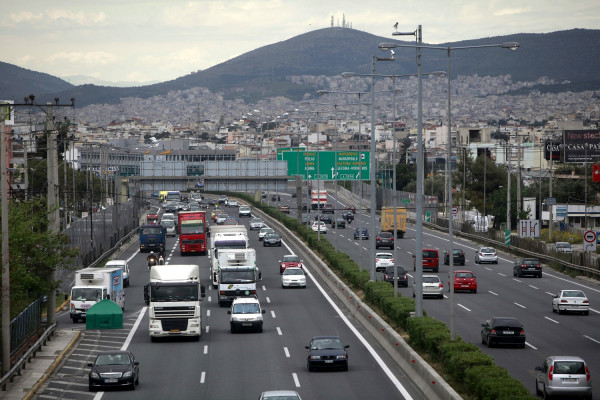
[280,151,370,181]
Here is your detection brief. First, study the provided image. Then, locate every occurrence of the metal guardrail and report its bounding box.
[0,323,57,391]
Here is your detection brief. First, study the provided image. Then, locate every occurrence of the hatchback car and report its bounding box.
[305,336,349,371]
[513,257,542,278]
[413,274,444,299]
[450,270,477,293]
[279,254,303,274]
[535,356,592,399]
[216,213,228,225]
[333,218,346,228]
[353,227,369,240]
[258,390,302,400]
[281,267,306,288]
[474,247,498,264]
[311,221,328,233]
[553,241,573,253]
[278,205,291,213]
[414,249,440,273]
[228,199,239,207]
[382,266,408,287]
[88,350,139,391]
[258,227,274,240]
[375,253,394,272]
[161,219,177,237]
[263,232,282,247]
[376,232,394,249]
[316,214,333,224]
[250,218,265,230]
[444,249,465,265]
[480,317,526,348]
[552,289,590,315]
[238,205,252,217]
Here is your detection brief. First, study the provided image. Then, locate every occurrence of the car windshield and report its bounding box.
[553,361,586,375]
[72,288,102,301]
[251,218,263,224]
[232,303,260,314]
[423,250,437,258]
[150,284,199,301]
[161,220,175,227]
[562,290,585,297]
[555,242,571,248]
[261,228,274,234]
[423,276,440,283]
[311,338,344,350]
[455,272,474,278]
[283,269,304,276]
[377,254,393,259]
[282,255,299,263]
[265,233,279,239]
[481,248,495,253]
[453,249,463,255]
[95,353,130,366]
[522,259,539,265]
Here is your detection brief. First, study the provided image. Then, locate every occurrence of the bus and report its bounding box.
[178,211,207,255]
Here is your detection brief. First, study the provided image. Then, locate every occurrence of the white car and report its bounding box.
[375,253,394,272]
[228,296,265,333]
[161,219,177,237]
[258,227,274,240]
[228,199,239,207]
[161,213,176,224]
[474,247,498,264]
[552,289,589,315]
[105,260,130,287]
[413,274,444,299]
[238,205,252,217]
[553,241,573,253]
[250,218,265,230]
[281,267,306,288]
[215,213,228,224]
[311,221,328,233]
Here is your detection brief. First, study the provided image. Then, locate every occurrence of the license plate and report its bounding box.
[105,379,118,383]
[502,331,513,335]
[170,329,180,333]
[324,360,333,364]
[562,378,578,383]
[81,313,86,317]
[242,323,252,327]
[461,285,469,288]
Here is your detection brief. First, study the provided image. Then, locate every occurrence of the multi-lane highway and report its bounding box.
[36,196,432,399]
[299,189,600,398]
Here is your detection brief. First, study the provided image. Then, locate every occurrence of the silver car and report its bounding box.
[413,274,444,299]
[474,247,498,264]
[249,218,265,230]
[535,356,592,399]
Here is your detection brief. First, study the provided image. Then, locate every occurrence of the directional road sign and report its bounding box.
[280,150,370,181]
[583,230,597,252]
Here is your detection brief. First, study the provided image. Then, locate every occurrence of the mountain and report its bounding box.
[2,27,599,107]
[61,75,159,88]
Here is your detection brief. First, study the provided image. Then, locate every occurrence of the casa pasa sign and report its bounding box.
[563,129,600,163]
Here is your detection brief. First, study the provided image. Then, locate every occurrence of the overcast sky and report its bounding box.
[2,0,599,84]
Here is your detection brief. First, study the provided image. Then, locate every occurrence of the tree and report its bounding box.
[396,163,416,192]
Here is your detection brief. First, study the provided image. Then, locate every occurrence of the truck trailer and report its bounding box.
[70,267,125,323]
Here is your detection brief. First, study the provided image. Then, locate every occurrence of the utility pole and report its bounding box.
[1,104,10,375]
[46,103,60,325]
[517,136,522,218]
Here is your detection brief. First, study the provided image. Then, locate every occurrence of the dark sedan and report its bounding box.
[375,231,394,249]
[444,249,465,265]
[333,218,346,228]
[316,214,333,224]
[382,266,408,287]
[513,257,542,278]
[305,336,349,371]
[353,227,369,240]
[481,317,526,348]
[88,350,139,391]
[263,232,282,247]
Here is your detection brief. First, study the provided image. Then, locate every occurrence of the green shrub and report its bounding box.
[446,351,493,382]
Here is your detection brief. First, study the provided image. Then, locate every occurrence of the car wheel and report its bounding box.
[89,384,95,392]
[307,361,313,372]
[557,307,563,315]
[438,294,444,299]
[342,365,348,371]
[481,333,486,345]
[434,268,439,273]
[472,289,477,294]
[130,380,136,390]
[538,273,543,278]
[135,375,139,385]
[257,326,263,333]
[542,386,551,400]
[494,261,498,264]
[584,310,589,315]
[487,337,493,348]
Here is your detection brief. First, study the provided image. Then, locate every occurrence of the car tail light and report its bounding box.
[560,299,568,303]
[519,329,525,336]
[586,365,591,381]
[490,329,496,335]
[377,236,381,240]
[548,365,554,381]
[583,300,589,304]
[384,274,389,279]
[439,283,443,288]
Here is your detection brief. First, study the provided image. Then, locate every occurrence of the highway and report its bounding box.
[297,189,600,398]
[35,197,427,399]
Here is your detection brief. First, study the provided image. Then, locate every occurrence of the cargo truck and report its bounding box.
[311,190,327,209]
[178,210,207,255]
[209,226,249,287]
[218,265,261,307]
[213,248,256,292]
[144,264,206,342]
[381,206,407,238]
[139,223,166,253]
[70,267,125,323]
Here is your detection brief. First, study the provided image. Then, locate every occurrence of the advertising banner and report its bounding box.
[563,130,600,163]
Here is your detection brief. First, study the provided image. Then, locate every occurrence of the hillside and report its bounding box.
[1,28,599,107]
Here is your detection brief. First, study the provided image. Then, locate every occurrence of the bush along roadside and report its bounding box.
[216,192,537,400]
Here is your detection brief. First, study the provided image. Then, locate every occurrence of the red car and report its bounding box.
[146,213,158,224]
[279,254,303,274]
[450,270,477,293]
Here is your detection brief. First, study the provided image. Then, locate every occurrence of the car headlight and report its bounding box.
[336,355,347,359]
[310,355,321,360]
[90,371,100,379]
[122,370,133,378]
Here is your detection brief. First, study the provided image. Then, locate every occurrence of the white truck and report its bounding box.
[209,225,249,287]
[218,264,261,307]
[214,248,257,290]
[144,264,206,342]
[70,267,125,323]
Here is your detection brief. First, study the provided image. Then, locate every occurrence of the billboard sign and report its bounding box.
[1,100,14,125]
[563,130,600,163]
[280,150,370,181]
[544,141,561,161]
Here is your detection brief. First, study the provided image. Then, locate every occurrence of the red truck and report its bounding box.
[178,211,207,255]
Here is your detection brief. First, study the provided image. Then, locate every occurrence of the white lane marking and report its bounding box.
[513,278,522,282]
[544,316,559,324]
[584,335,600,344]
[208,296,212,302]
[526,342,537,350]
[207,310,211,317]
[528,285,539,289]
[266,297,271,303]
[514,302,526,309]
[262,285,267,291]
[292,373,300,388]
[270,310,276,318]
[276,327,282,335]
[591,308,600,314]
[281,241,413,399]
[284,347,290,357]
[206,326,209,334]
[457,304,471,312]
[488,291,499,296]
[497,273,507,277]
[200,371,206,383]
[545,292,555,296]
[204,345,208,354]
[121,307,146,350]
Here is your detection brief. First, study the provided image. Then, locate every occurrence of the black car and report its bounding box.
[271,194,280,201]
[263,232,282,247]
[305,336,349,371]
[382,266,408,287]
[513,257,542,278]
[444,249,466,265]
[88,350,139,391]
[322,204,335,214]
[163,202,178,213]
[316,214,333,224]
[480,317,526,348]
[376,232,394,249]
[333,218,346,228]
[354,227,369,240]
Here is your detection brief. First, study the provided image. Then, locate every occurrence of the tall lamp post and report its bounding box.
[379,36,519,336]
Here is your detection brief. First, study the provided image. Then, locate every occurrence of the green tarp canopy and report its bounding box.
[85,299,123,329]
